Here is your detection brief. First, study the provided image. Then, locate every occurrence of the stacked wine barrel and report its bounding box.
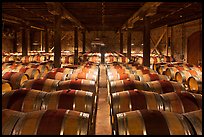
[106,59,202,135]
[2,52,100,135]
[154,62,202,94]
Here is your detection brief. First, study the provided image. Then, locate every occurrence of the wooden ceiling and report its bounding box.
[2,2,202,32]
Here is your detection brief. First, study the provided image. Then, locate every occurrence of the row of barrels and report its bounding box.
[2,88,95,135]
[83,52,129,64]
[2,60,100,135]
[105,61,202,135]
[2,55,75,64]
[111,90,202,135]
[3,109,90,135]
[131,55,176,65]
[153,62,202,94]
[2,62,100,92]
[2,52,129,65]
[117,109,202,135]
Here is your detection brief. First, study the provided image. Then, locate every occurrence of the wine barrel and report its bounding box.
[158,64,175,75]
[2,62,13,70]
[2,88,47,112]
[2,79,12,93]
[175,69,202,84]
[19,67,40,79]
[2,56,16,63]
[52,68,74,75]
[112,90,163,113]
[151,56,161,64]
[40,61,54,71]
[74,68,99,76]
[107,73,139,81]
[138,73,169,82]
[20,56,33,63]
[161,91,202,113]
[11,64,25,72]
[61,55,74,64]
[32,55,46,62]
[165,66,189,80]
[152,62,167,72]
[2,67,12,76]
[118,56,129,63]
[111,90,163,127]
[183,110,202,135]
[2,109,25,135]
[134,68,158,76]
[116,109,193,135]
[21,78,60,92]
[44,71,69,81]
[69,72,98,82]
[6,109,90,135]
[109,80,150,94]
[107,69,130,76]
[147,80,185,94]
[57,79,96,93]
[32,64,48,74]
[42,90,94,116]
[187,76,202,94]
[2,72,29,89]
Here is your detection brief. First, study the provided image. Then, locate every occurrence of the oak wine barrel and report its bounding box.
[3,109,90,135]
[116,109,194,135]
[2,88,47,112]
[161,91,202,113]
[2,72,29,89]
[21,78,60,92]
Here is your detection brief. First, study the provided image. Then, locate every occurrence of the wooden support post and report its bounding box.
[40,31,43,51]
[54,15,62,68]
[170,26,174,57]
[21,28,28,56]
[166,27,168,56]
[127,29,131,59]
[143,16,150,67]
[74,27,78,65]
[13,31,17,53]
[119,30,123,54]
[45,28,49,53]
[30,31,33,51]
[82,30,86,54]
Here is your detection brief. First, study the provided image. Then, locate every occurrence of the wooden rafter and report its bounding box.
[121,2,162,30]
[46,2,85,29]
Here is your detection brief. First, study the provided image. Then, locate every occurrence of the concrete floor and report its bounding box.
[95,64,112,135]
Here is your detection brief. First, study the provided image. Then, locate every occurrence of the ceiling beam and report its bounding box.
[2,13,29,26]
[119,2,162,31]
[2,13,45,31]
[13,3,54,23]
[46,2,86,30]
